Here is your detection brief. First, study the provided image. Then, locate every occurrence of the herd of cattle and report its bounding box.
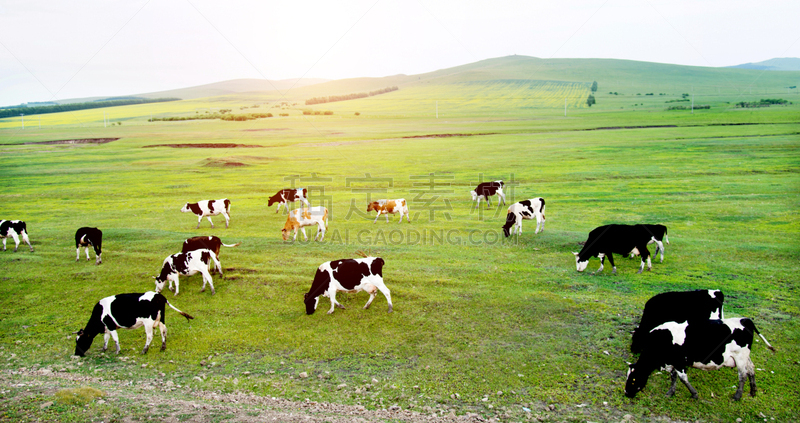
[0,180,776,401]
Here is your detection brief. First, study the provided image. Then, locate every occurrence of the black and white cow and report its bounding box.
[74,291,194,356]
[502,198,546,237]
[268,188,310,213]
[625,317,775,400]
[628,224,670,263]
[631,289,724,354]
[180,199,231,229]
[573,224,656,274]
[304,257,392,315]
[470,180,505,209]
[154,249,222,295]
[0,220,33,252]
[75,227,103,265]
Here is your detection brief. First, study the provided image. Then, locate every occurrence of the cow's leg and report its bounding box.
[675,369,698,399]
[315,223,326,242]
[275,203,281,213]
[159,322,167,351]
[85,246,91,261]
[406,209,411,223]
[733,365,747,401]
[362,283,378,309]
[485,195,491,208]
[76,247,81,261]
[666,370,679,397]
[385,212,390,223]
[595,253,605,274]
[222,212,230,229]
[376,283,393,313]
[327,288,338,314]
[657,240,665,263]
[142,321,154,354]
[373,210,382,224]
[748,361,757,397]
[199,269,215,294]
[110,330,121,354]
[474,196,481,209]
[102,331,111,352]
[196,215,202,229]
[10,233,20,252]
[300,227,308,241]
[171,275,180,295]
[206,216,215,228]
[2,237,6,251]
[606,253,617,274]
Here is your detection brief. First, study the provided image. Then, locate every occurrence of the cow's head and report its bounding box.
[153,276,167,293]
[281,228,291,241]
[180,203,191,213]
[303,292,317,315]
[470,190,478,201]
[267,193,281,207]
[573,252,589,272]
[366,202,378,213]
[624,362,649,398]
[74,329,92,357]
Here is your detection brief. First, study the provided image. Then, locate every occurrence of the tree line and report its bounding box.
[305,86,398,106]
[0,98,180,119]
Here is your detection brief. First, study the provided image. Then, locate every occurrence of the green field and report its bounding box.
[1,56,799,422]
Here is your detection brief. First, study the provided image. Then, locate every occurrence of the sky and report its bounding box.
[1,0,799,106]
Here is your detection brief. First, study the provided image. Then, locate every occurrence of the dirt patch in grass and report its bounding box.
[402,133,498,139]
[144,143,265,148]
[203,158,249,167]
[22,138,119,145]
[580,125,678,131]
[242,128,290,132]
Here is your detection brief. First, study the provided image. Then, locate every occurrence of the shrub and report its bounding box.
[586,94,596,107]
[591,81,598,92]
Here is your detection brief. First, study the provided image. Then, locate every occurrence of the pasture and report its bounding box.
[1,57,799,422]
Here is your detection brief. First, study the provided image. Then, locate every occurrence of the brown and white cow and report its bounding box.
[470,180,505,209]
[182,236,240,258]
[367,199,410,223]
[180,199,231,229]
[268,188,310,213]
[281,206,328,242]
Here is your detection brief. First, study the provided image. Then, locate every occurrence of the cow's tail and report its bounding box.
[502,211,516,237]
[540,198,546,221]
[664,226,669,244]
[210,251,223,275]
[742,318,775,351]
[224,198,231,214]
[222,242,241,248]
[323,208,329,229]
[166,300,194,321]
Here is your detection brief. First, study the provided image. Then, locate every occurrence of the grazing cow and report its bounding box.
[75,227,103,265]
[572,224,656,274]
[154,249,222,295]
[367,199,411,223]
[180,199,231,229]
[625,317,775,400]
[502,198,546,237]
[74,291,194,356]
[268,188,310,213]
[628,224,670,263]
[281,206,328,242]
[630,289,724,354]
[304,257,392,315]
[470,180,505,209]
[182,236,241,258]
[0,220,33,252]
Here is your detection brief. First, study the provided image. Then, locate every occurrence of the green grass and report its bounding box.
[0,57,798,422]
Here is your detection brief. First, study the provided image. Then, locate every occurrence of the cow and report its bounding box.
[75,227,103,265]
[0,220,33,252]
[74,291,194,356]
[624,317,775,400]
[470,180,505,209]
[630,289,724,354]
[180,199,231,229]
[281,206,328,242]
[572,224,656,274]
[367,199,411,223]
[268,188,310,213]
[628,224,670,263]
[154,249,222,295]
[502,198,546,237]
[303,257,392,315]
[182,236,241,258]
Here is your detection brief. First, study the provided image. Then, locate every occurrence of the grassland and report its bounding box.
[0,56,798,422]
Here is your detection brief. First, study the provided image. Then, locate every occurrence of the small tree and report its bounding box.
[591,81,598,92]
[587,95,596,107]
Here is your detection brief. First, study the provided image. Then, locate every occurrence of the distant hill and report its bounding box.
[727,58,800,71]
[53,78,330,105]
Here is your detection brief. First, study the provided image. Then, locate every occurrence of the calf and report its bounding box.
[628,224,669,263]
[0,220,33,252]
[182,235,241,258]
[572,224,655,274]
[470,180,505,209]
[367,199,411,223]
[625,317,775,400]
[304,257,392,315]
[502,198,546,237]
[75,227,103,264]
[74,291,193,356]
[180,198,231,229]
[268,188,309,213]
[281,206,328,242]
[154,249,222,295]
[631,289,724,354]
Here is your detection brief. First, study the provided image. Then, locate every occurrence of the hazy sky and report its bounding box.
[1,0,798,106]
